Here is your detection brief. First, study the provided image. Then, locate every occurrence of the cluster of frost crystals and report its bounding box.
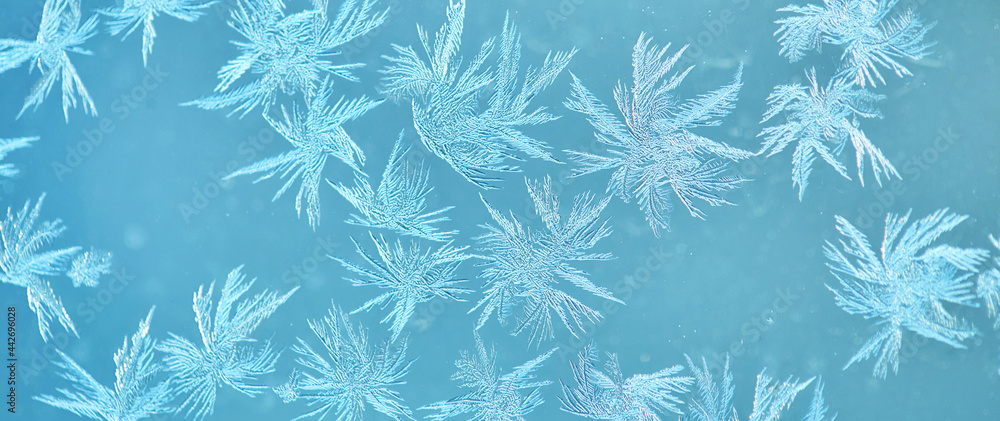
[0,194,112,342]
[775,0,936,87]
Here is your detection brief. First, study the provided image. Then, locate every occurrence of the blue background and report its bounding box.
[2,0,998,419]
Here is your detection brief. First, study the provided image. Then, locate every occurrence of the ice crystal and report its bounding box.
[35,308,173,421]
[825,209,988,377]
[775,0,936,86]
[421,334,556,421]
[472,177,621,346]
[332,130,456,241]
[333,233,472,341]
[157,266,298,420]
[758,69,895,199]
[564,33,751,235]
[380,0,573,188]
[277,304,414,420]
[0,0,98,120]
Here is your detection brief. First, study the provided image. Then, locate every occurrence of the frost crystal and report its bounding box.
[99,0,218,67]
[472,177,621,346]
[184,0,388,117]
[0,194,110,342]
[564,34,751,235]
[825,209,988,377]
[157,266,298,420]
[421,334,555,421]
[758,69,895,199]
[0,0,98,120]
[380,0,573,188]
[332,131,456,241]
[560,345,692,420]
[775,0,936,86]
[278,304,414,421]
[224,78,383,228]
[35,308,173,421]
[333,233,472,341]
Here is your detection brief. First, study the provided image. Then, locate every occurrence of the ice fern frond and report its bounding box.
[472,177,621,347]
[824,209,988,378]
[183,0,388,117]
[35,308,173,421]
[332,233,472,342]
[276,304,415,421]
[380,0,573,189]
[157,266,298,420]
[683,355,817,421]
[977,235,1000,329]
[0,136,36,181]
[0,0,98,120]
[758,68,895,199]
[421,334,556,421]
[332,130,457,241]
[67,248,112,288]
[99,0,217,67]
[775,0,936,87]
[564,33,751,236]
[224,78,383,229]
[0,194,111,342]
[801,379,837,421]
[560,345,693,420]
